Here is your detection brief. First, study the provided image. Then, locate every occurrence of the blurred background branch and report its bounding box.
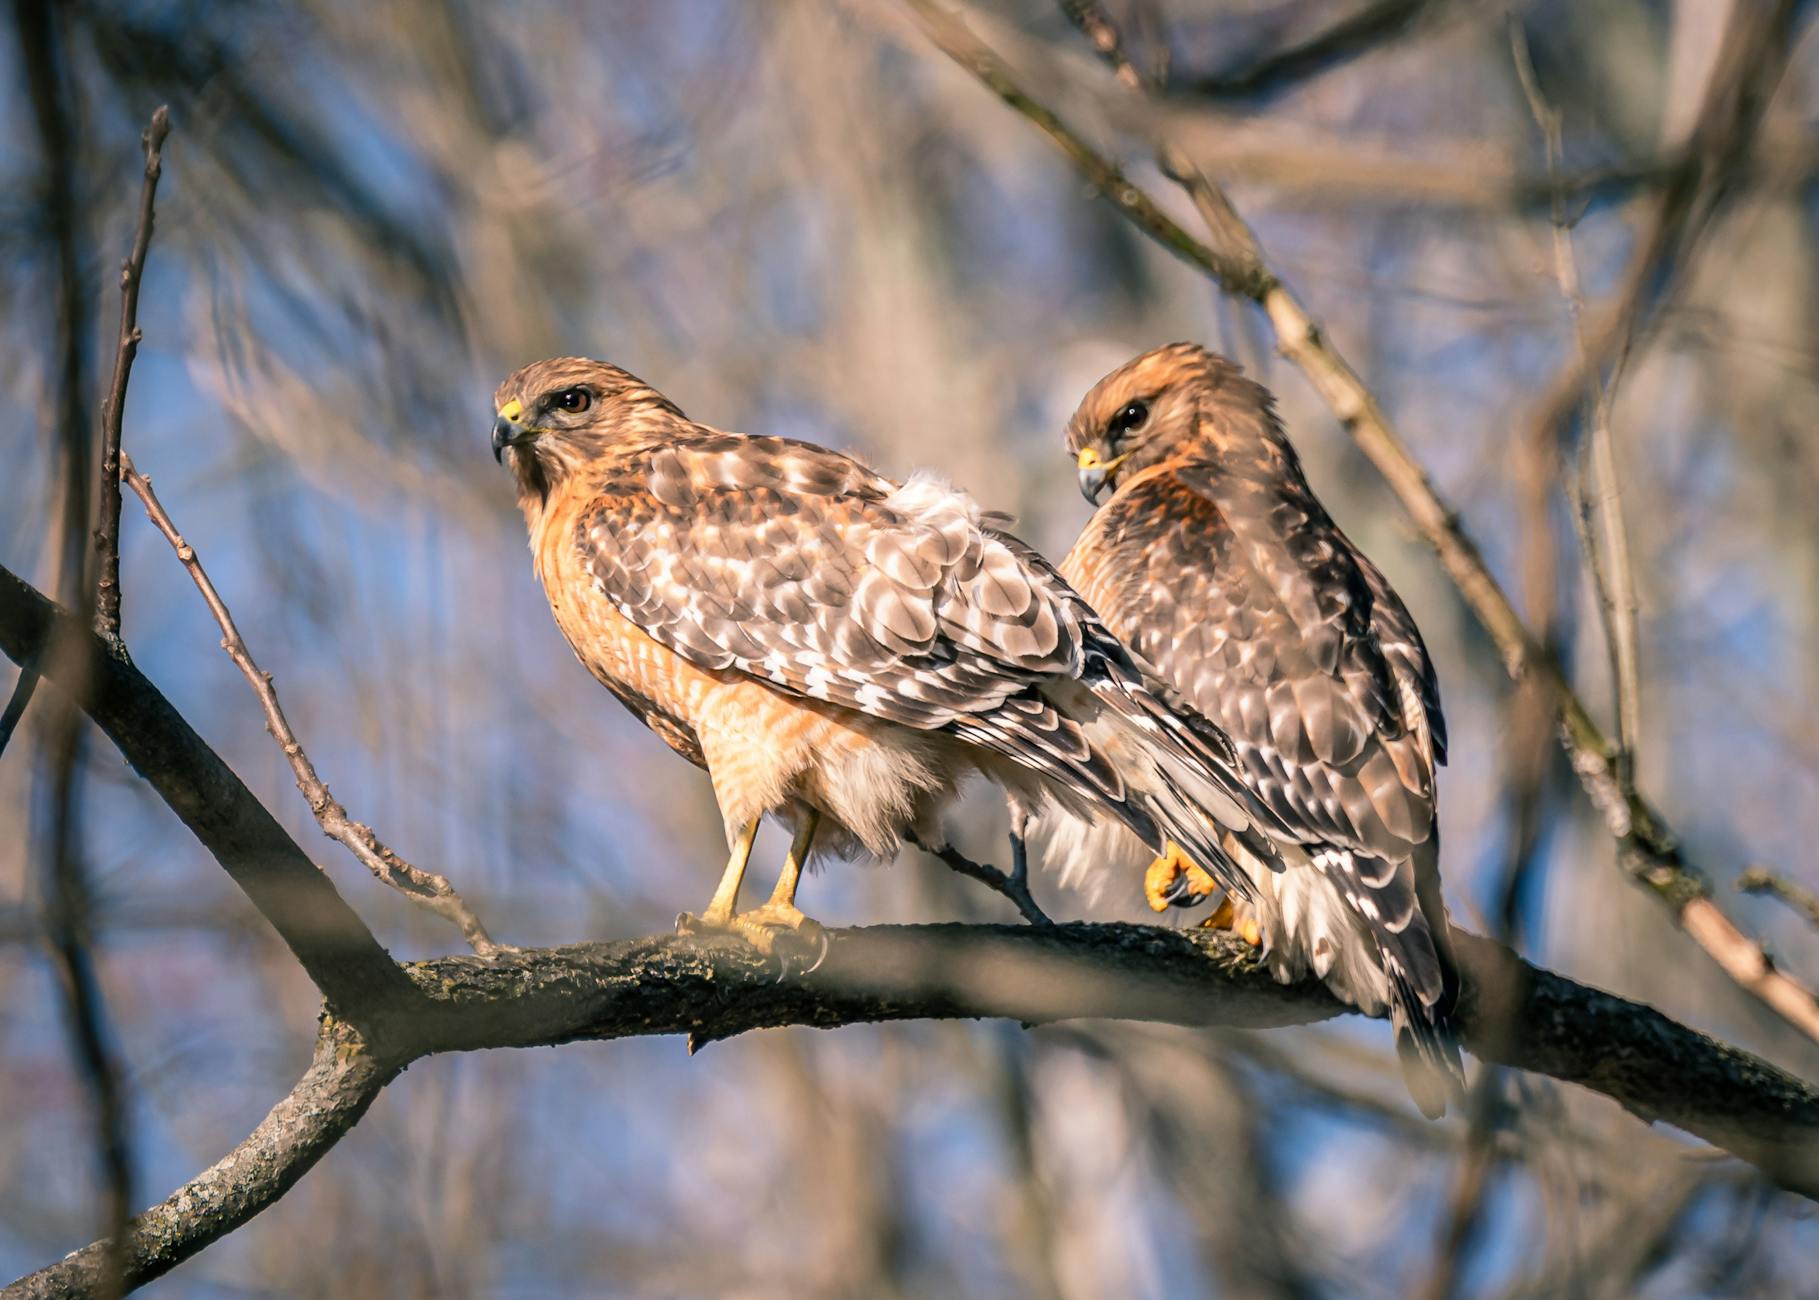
[13,5,136,1293]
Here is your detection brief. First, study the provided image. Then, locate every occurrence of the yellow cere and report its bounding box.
[499,397,525,422]
[1077,447,1130,472]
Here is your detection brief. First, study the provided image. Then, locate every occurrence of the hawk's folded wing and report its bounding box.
[574,432,1195,821]
[578,432,1091,722]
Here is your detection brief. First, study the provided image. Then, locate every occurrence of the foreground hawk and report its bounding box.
[1036,343,1464,1115]
[491,356,1287,952]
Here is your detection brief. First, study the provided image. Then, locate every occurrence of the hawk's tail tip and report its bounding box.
[1394,1010,1467,1120]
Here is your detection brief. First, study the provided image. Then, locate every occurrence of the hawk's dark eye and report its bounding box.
[1110,399,1148,435]
[552,387,592,414]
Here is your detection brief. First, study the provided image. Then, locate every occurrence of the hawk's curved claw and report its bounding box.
[800,927,831,976]
[765,913,829,981]
[774,930,833,981]
[772,926,831,981]
[1159,872,1204,907]
[1144,842,1219,912]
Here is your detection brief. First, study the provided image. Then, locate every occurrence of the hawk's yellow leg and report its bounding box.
[726,809,822,953]
[687,817,761,929]
[1143,841,1218,912]
[681,811,826,962]
[765,808,818,912]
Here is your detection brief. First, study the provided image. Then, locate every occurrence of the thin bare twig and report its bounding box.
[1164,0,1448,103]
[0,561,419,1014]
[1510,23,1643,778]
[116,454,504,956]
[1738,867,1819,933]
[910,831,1052,926]
[1583,404,1641,772]
[92,105,171,648]
[905,0,1819,1049]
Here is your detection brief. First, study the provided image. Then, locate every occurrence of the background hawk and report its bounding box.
[1037,343,1465,1115]
[491,356,1286,950]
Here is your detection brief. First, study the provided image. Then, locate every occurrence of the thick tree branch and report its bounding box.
[11,921,1819,1296]
[0,561,414,1022]
[118,455,502,956]
[905,0,1819,1049]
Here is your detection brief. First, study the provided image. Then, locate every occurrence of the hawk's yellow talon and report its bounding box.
[1143,841,1217,912]
[1198,895,1237,931]
[724,901,822,953]
[1239,916,1263,948]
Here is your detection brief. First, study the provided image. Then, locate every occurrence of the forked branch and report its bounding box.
[117,456,503,956]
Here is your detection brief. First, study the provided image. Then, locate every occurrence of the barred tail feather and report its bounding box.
[1304,841,1462,1114]
[1388,967,1466,1119]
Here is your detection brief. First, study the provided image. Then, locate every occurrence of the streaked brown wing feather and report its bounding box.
[571,430,1192,826]
[1066,463,1451,1017]
[580,432,1091,725]
[1063,466,1442,869]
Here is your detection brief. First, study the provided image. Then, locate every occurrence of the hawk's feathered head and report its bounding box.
[492,356,684,503]
[1065,343,1272,504]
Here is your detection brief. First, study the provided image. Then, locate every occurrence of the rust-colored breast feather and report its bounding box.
[532,481,717,769]
[532,462,931,844]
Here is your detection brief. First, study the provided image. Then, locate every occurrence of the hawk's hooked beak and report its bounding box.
[492,397,529,464]
[1076,446,1129,505]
